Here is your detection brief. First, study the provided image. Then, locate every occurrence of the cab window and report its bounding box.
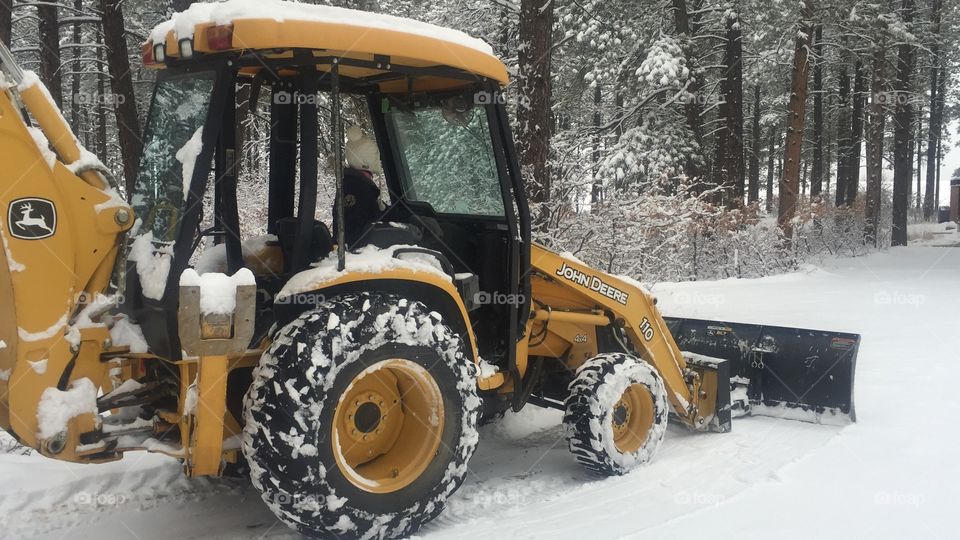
[385,97,505,217]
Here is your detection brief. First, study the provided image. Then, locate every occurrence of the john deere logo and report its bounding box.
[8,198,56,240]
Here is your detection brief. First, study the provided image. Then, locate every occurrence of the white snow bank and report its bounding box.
[36,378,98,439]
[180,267,256,314]
[277,244,451,301]
[128,233,173,301]
[149,0,493,55]
[176,127,203,196]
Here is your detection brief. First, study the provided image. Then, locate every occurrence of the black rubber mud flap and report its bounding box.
[665,317,858,424]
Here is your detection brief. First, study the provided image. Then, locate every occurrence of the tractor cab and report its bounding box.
[128,8,531,371]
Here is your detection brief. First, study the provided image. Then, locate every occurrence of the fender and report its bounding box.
[273,264,493,385]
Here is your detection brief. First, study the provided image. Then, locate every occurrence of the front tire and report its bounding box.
[563,353,669,476]
[243,292,480,539]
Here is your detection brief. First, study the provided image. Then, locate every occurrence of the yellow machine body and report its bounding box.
[0,6,853,480]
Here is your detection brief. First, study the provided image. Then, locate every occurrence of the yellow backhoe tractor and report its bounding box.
[0,2,859,538]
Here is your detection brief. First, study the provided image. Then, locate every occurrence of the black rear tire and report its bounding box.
[242,292,480,539]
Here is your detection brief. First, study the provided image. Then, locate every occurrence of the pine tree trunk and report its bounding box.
[891,0,915,246]
[934,65,945,206]
[916,108,923,212]
[100,0,142,194]
[848,60,865,203]
[38,3,63,107]
[766,126,776,212]
[591,84,602,206]
[671,0,705,183]
[865,44,886,246]
[69,0,84,133]
[714,7,744,207]
[748,84,760,203]
[826,94,833,196]
[923,0,943,219]
[778,0,815,240]
[517,0,553,228]
[0,0,11,47]
[171,0,195,12]
[835,49,851,206]
[96,30,108,160]
[811,25,824,199]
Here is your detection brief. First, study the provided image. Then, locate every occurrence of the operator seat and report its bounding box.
[333,167,385,248]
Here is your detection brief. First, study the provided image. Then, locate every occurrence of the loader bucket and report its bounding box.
[664,317,858,424]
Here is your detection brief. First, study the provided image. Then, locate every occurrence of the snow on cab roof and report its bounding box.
[148,0,508,86]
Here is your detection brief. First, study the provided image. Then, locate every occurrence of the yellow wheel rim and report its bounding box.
[611,384,655,454]
[331,359,445,493]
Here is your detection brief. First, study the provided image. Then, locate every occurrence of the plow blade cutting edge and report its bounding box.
[665,317,858,425]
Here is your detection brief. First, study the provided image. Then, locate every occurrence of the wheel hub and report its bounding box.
[354,401,382,433]
[332,359,445,494]
[612,402,630,428]
[611,384,655,454]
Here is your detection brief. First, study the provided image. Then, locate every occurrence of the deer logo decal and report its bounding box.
[7,198,57,240]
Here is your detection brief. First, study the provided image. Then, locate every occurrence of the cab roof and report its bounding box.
[146,0,509,93]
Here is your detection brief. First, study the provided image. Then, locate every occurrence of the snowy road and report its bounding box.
[2,242,958,540]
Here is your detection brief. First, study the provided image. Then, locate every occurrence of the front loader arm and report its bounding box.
[529,245,727,430]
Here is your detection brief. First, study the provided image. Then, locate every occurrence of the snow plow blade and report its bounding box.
[664,317,858,424]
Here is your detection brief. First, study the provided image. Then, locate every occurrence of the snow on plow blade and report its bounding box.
[664,317,858,424]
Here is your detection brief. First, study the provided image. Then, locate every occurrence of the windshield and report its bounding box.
[130,72,216,243]
[385,97,505,216]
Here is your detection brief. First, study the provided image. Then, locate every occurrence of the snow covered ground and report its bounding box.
[2,242,958,539]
